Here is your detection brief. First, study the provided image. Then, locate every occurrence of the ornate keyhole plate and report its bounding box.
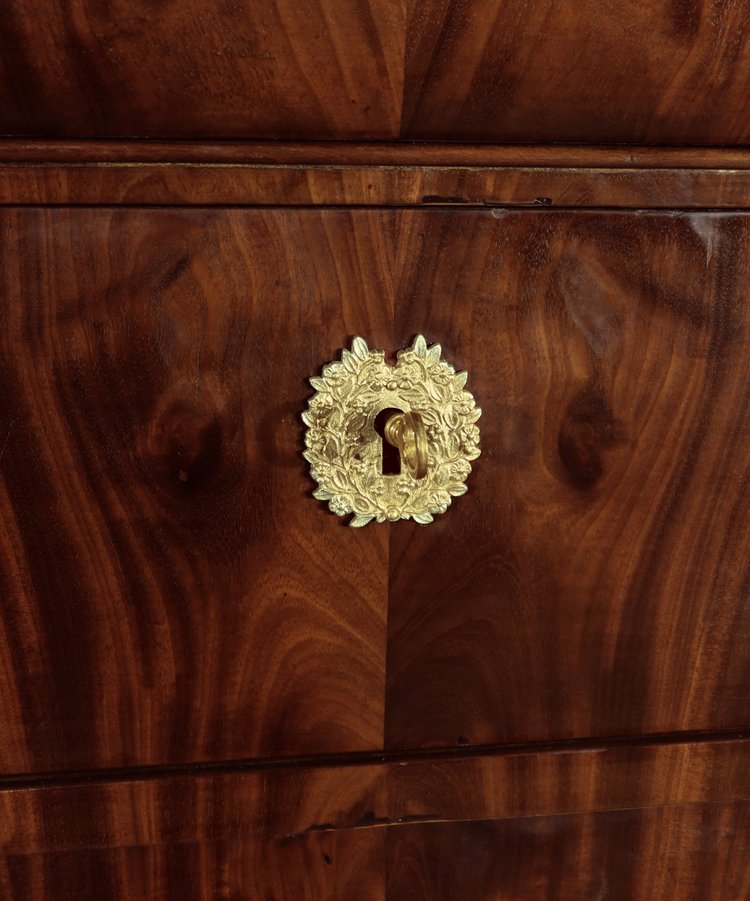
[302,335,481,526]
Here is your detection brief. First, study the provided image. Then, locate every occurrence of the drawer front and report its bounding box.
[1,208,749,773]
[1,2,749,145]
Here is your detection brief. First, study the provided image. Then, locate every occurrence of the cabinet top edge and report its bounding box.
[1,140,750,169]
[3,142,750,208]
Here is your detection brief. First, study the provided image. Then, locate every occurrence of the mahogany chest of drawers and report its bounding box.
[1,2,750,898]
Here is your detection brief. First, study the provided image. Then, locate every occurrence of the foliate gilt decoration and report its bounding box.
[302,335,481,526]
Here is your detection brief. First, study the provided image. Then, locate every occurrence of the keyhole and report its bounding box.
[374,407,403,475]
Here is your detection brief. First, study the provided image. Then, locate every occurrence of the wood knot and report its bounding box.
[558,381,626,491]
[144,386,225,489]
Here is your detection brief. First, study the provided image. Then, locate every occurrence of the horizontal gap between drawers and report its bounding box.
[0,727,747,792]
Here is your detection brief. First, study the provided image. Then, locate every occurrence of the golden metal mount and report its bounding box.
[302,335,481,526]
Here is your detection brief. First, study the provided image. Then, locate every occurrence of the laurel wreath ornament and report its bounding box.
[302,335,481,526]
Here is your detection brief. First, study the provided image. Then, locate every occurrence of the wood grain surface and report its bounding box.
[0,831,385,901]
[4,735,750,852]
[2,208,750,775]
[4,4,750,889]
[387,209,750,750]
[5,162,750,208]
[386,802,750,901]
[0,208,391,774]
[6,141,750,167]
[1,736,749,898]
[4,804,750,900]
[2,1,750,143]
[0,0,404,140]
[3,142,750,208]
[403,0,750,144]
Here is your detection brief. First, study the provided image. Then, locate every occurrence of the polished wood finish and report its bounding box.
[388,209,750,750]
[387,803,750,900]
[0,208,391,774]
[2,209,750,776]
[0,140,750,209]
[0,1,403,140]
[2,736,749,898]
[4,3,750,893]
[2,1,750,144]
[0,832,385,901]
[403,0,750,144]
[6,141,750,167]
[5,804,750,900]
[2,736,749,852]
[4,141,750,208]
[6,162,750,208]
